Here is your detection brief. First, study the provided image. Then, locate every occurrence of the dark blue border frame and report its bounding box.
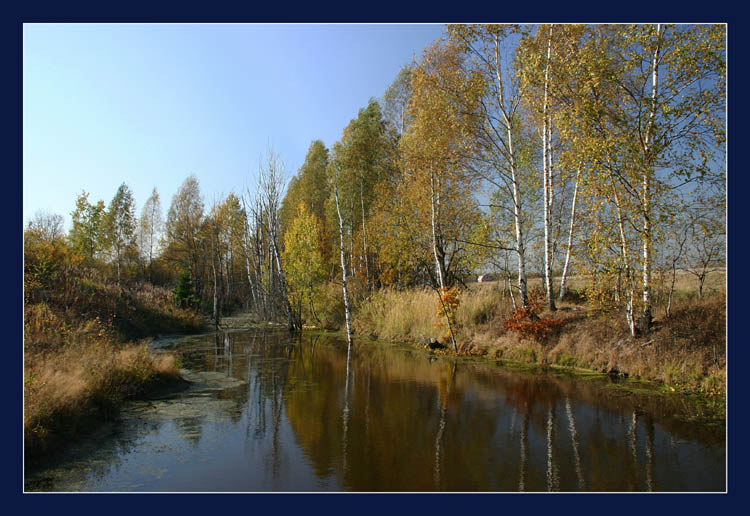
[7,1,741,511]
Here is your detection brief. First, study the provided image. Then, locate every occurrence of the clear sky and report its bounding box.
[23,23,446,228]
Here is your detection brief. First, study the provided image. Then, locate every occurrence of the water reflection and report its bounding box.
[25,330,725,492]
[565,398,584,490]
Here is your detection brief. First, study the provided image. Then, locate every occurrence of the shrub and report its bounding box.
[503,288,563,342]
[435,286,460,341]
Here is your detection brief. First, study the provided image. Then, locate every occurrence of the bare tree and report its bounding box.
[138,188,163,281]
[684,211,725,299]
[27,211,65,241]
[255,147,299,331]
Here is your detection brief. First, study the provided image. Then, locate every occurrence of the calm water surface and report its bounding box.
[25,329,725,492]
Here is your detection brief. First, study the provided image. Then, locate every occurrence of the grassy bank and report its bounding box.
[24,342,183,461]
[24,279,205,461]
[350,282,726,395]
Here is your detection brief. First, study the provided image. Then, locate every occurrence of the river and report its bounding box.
[24,328,726,492]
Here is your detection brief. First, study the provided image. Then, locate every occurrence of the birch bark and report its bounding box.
[639,24,662,334]
[558,166,580,301]
[541,24,556,310]
[430,172,457,352]
[334,179,353,348]
[494,35,528,307]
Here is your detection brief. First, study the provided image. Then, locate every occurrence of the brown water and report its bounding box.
[24,329,726,492]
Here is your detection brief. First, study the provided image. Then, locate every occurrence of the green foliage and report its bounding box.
[173,270,198,309]
[69,191,107,262]
[282,202,326,323]
[164,175,204,276]
[280,140,331,239]
[105,183,137,282]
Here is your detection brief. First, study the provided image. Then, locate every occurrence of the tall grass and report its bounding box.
[24,278,201,459]
[311,276,368,330]
[353,285,514,342]
[24,280,203,352]
[354,287,440,340]
[24,340,180,459]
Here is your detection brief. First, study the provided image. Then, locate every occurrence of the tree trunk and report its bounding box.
[334,181,353,348]
[270,229,296,332]
[558,166,580,301]
[360,178,369,288]
[640,24,662,335]
[541,24,556,311]
[494,34,528,308]
[243,220,257,311]
[211,235,219,329]
[430,172,457,353]
[613,186,636,337]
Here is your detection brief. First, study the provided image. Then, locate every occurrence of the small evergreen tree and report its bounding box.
[173,270,197,308]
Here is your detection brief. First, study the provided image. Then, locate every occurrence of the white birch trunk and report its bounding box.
[360,178,369,287]
[558,166,581,301]
[334,180,353,348]
[430,172,457,352]
[640,24,662,333]
[613,185,636,337]
[541,24,556,311]
[270,229,295,331]
[494,35,528,307]
[211,232,219,329]
[243,220,257,310]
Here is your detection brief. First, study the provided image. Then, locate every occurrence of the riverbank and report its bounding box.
[344,284,727,397]
[24,342,189,462]
[24,279,205,462]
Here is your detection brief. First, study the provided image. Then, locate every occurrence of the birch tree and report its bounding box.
[400,39,483,351]
[282,202,326,325]
[105,183,137,285]
[165,175,204,296]
[70,192,107,265]
[138,187,163,281]
[256,147,299,331]
[581,24,725,332]
[329,157,354,347]
[383,64,413,136]
[446,24,534,307]
[518,24,559,310]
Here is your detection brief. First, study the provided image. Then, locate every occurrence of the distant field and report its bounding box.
[471,269,726,297]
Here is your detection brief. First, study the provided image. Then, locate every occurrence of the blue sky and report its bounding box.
[23,23,446,227]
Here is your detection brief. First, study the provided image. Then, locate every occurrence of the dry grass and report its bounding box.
[23,241,203,460]
[472,294,725,393]
[25,278,204,350]
[353,287,440,340]
[23,282,193,460]
[352,279,726,394]
[311,277,368,330]
[24,339,180,460]
[353,284,515,344]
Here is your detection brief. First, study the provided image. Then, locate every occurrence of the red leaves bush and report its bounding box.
[503,288,563,342]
